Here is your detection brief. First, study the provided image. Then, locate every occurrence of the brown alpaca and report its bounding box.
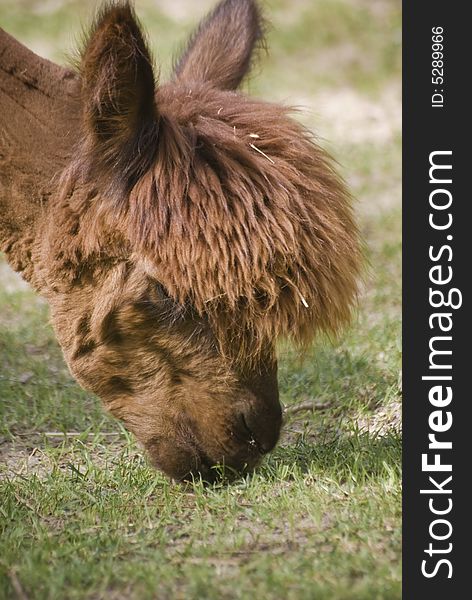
[0,0,363,481]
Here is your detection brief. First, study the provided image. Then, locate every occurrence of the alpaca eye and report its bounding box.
[148,282,190,324]
[154,282,171,301]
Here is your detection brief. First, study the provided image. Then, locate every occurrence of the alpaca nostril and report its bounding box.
[240,413,266,454]
[240,406,282,455]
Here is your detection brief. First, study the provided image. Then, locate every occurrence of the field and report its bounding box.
[0,0,402,598]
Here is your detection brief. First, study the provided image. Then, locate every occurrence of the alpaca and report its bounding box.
[0,0,363,481]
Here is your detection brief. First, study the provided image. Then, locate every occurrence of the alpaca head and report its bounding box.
[2,0,363,481]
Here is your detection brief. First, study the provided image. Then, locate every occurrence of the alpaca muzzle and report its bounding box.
[144,382,282,483]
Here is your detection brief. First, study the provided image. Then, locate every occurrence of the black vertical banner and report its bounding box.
[403,2,469,598]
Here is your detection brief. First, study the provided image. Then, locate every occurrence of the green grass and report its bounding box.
[0,0,401,598]
[1,434,401,600]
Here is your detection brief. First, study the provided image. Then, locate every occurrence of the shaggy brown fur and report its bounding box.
[0,0,363,481]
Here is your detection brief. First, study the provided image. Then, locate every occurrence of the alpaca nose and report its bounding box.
[238,359,282,453]
[240,399,283,454]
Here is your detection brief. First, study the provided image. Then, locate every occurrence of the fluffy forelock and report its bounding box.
[61,80,363,364]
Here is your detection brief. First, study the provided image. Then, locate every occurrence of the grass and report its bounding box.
[1,435,401,600]
[0,0,401,598]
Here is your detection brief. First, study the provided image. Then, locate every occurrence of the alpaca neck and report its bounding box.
[0,28,79,281]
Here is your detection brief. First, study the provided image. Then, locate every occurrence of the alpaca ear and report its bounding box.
[174,0,265,90]
[79,1,158,193]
